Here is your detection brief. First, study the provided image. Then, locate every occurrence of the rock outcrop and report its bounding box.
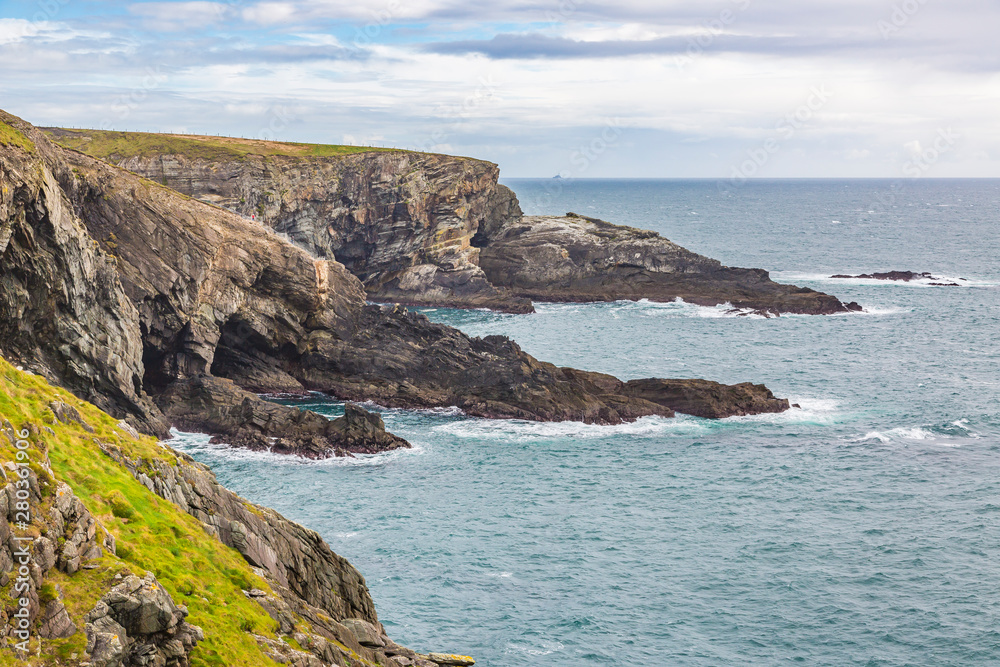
[2,111,409,457]
[623,379,791,419]
[84,573,204,667]
[0,416,202,666]
[0,125,167,436]
[480,214,863,316]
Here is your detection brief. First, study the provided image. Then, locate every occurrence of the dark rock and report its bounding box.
[84,572,203,667]
[86,142,533,313]
[0,112,168,437]
[3,111,799,461]
[38,599,77,639]
[49,400,95,432]
[832,270,949,283]
[624,379,791,419]
[155,374,409,458]
[480,214,859,315]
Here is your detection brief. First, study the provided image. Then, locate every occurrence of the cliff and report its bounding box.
[44,128,858,317]
[45,129,531,314]
[0,356,470,666]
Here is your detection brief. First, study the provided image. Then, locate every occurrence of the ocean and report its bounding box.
[171,179,1000,666]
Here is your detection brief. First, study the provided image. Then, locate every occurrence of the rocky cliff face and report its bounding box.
[479,214,863,316]
[99,143,531,313]
[2,112,415,457]
[0,123,167,437]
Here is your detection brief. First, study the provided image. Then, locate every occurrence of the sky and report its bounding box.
[0,0,997,178]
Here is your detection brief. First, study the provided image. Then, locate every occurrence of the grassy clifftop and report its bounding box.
[44,128,402,163]
[0,357,282,665]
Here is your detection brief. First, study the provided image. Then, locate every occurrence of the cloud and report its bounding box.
[128,2,231,30]
[425,32,880,60]
[2,0,999,177]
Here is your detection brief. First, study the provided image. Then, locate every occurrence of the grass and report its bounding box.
[0,120,35,153]
[44,128,403,162]
[0,357,282,666]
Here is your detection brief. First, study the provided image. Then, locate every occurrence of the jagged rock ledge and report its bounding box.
[479,214,864,316]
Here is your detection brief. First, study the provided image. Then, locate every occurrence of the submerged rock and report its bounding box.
[832,270,960,286]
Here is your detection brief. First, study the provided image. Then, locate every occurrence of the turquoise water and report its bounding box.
[172,179,1000,666]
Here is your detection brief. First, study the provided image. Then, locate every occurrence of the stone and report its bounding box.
[342,618,385,648]
[427,654,476,666]
[38,600,77,639]
[49,401,95,433]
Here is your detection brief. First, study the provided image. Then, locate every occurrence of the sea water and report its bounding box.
[171,179,1000,666]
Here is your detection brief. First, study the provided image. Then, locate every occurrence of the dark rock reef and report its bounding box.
[831,270,961,286]
[45,128,858,317]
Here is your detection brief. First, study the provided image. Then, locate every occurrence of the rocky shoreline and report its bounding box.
[0,111,803,463]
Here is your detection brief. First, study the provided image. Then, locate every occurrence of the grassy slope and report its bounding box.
[0,357,282,666]
[0,120,35,153]
[44,128,401,162]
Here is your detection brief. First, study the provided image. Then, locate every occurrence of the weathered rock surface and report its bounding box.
[46,129,857,317]
[480,214,863,316]
[623,379,791,419]
[84,572,204,667]
[155,374,409,458]
[1,112,409,455]
[0,418,204,666]
[4,111,794,459]
[0,381,469,666]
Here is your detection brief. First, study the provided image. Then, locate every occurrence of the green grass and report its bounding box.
[0,120,35,153]
[0,358,282,666]
[44,128,403,162]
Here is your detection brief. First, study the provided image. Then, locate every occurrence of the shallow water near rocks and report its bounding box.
[171,179,1000,666]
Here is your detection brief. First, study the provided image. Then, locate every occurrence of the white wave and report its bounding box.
[853,426,959,446]
[534,298,772,319]
[164,428,427,467]
[433,414,705,442]
[720,397,842,425]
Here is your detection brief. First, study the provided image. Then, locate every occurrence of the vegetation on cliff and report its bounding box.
[0,356,279,665]
[43,128,399,163]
